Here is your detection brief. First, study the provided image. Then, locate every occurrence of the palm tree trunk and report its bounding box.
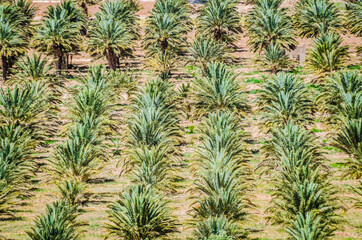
[107,50,117,71]
[54,52,62,75]
[161,39,168,53]
[80,2,88,16]
[1,55,8,81]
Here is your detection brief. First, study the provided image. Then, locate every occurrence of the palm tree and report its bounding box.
[246,0,296,53]
[197,0,242,44]
[306,33,349,75]
[16,53,52,81]
[144,12,189,55]
[106,185,178,239]
[345,0,362,56]
[34,14,80,73]
[188,35,230,72]
[57,179,86,206]
[98,0,140,40]
[333,119,362,179]
[286,213,332,240]
[87,16,132,70]
[258,43,292,74]
[74,0,98,16]
[193,216,244,239]
[318,70,362,122]
[294,0,343,38]
[193,62,248,117]
[257,73,313,130]
[147,49,177,80]
[27,200,80,240]
[0,21,27,81]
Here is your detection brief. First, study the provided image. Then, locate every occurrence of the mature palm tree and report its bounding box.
[346,0,362,56]
[246,0,296,53]
[258,43,292,74]
[306,33,349,75]
[87,16,132,70]
[98,0,140,40]
[188,35,230,72]
[193,62,249,117]
[0,21,27,81]
[27,200,80,240]
[16,53,52,81]
[144,12,189,55]
[294,0,343,38]
[258,73,313,130]
[34,13,80,73]
[197,0,242,44]
[106,185,178,239]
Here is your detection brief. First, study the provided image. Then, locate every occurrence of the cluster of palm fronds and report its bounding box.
[106,78,180,238]
[319,71,361,183]
[258,73,343,239]
[190,111,252,239]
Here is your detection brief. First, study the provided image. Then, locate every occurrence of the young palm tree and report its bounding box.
[286,213,332,240]
[51,123,107,182]
[16,53,52,81]
[294,0,343,38]
[193,62,249,117]
[57,179,86,206]
[258,43,292,74]
[128,145,174,190]
[106,185,178,239]
[257,73,313,130]
[87,16,132,70]
[246,0,296,53]
[27,200,80,240]
[193,216,244,240]
[318,70,362,122]
[188,35,230,72]
[306,33,349,75]
[127,79,180,149]
[0,82,49,137]
[0,20,27,81]
[147,49,177,80]
[197,0,242,44]
[333,119,362,179]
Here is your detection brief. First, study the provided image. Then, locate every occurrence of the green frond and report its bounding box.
[106,185,178,239]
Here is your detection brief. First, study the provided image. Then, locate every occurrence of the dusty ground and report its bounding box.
[0,1,361,239]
